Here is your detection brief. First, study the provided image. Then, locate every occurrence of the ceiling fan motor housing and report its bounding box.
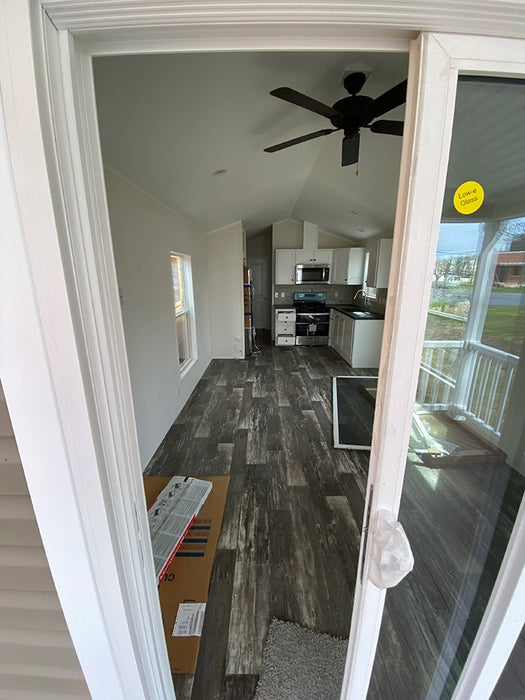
[330,95,374,133]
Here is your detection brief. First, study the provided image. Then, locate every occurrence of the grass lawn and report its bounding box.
[426,306,524,356]
[482,306,525,355]
[491,286,525,294]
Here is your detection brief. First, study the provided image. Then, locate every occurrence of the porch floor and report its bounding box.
[145,332,524,699]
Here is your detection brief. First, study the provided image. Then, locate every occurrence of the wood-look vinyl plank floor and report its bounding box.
[145,331,524,700]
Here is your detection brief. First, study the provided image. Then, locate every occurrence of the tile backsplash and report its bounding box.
[274,284,387,313]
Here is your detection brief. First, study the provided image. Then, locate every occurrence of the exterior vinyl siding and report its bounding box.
[0,382,90,699]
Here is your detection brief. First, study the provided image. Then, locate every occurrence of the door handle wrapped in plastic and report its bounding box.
[368,509,414,589]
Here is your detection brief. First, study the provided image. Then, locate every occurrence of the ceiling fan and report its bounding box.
[264,72,407,166]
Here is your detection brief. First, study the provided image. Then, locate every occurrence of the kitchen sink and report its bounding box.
[333,305,381,319]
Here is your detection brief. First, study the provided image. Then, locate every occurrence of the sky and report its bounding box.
[436,222,483,257]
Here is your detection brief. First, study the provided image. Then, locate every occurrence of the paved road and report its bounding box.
[489,291,524,307]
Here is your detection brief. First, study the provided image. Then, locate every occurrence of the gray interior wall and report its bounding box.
[0,381,90,699]
[105,169,213,468]
[247,233,272,258]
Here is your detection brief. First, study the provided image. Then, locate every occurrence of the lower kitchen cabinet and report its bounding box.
[330,310,384,368]
[275,308,296,346]
[330,310,352,363]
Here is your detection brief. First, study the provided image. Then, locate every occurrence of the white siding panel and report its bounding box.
[0,382,90,698]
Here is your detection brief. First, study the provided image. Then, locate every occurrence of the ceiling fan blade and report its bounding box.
[270,87,341,119]
[264,128,338,153]
[368,119,404,136]
[364,79,407,122]
[342,132,360,166]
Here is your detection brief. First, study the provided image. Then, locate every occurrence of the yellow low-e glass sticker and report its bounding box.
[453,180,484,215]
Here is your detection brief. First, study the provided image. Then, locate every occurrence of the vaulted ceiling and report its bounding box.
[93,50,409,241]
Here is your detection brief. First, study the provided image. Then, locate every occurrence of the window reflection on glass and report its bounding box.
[170,253,194,369]
[370,76,525,700]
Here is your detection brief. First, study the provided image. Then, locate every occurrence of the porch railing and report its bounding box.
[417,340,463,408]
[417,339,518,440]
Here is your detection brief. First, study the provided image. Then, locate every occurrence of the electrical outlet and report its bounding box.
[335,291,339,297]
[281,292,285,298]
[274,292,279,298]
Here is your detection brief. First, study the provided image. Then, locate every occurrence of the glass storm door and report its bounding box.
[342,35,525,700]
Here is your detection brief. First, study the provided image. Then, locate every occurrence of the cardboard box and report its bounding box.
[143,475,230,674]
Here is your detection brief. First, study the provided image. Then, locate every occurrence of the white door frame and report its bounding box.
[1,2,524,698]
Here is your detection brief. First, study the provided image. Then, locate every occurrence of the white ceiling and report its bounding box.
[93,50,409,241]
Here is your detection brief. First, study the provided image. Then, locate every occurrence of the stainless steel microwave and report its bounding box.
[295,263,331,285]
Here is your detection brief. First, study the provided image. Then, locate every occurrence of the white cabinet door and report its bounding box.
[295,249,313,264]
[312,249,333,264]
[275,249,296,285]
[332,248,365,285]
[347,248,365,284]
[375,238,393,288]
[365,238,393,288]
[295,249,333,264]
[341,315,354,364]
[329,310,336,347]
[331,311,352,363]
[331,311,343,354]
[332,249,350,284]
[350,319,384,368]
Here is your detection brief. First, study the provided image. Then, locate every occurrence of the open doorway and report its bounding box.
[92,49,407,696]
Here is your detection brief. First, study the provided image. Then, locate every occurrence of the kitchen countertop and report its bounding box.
[328,304,384,320]
[273,304,296,310]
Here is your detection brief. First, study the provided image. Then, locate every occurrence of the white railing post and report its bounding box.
[420,339,518,444]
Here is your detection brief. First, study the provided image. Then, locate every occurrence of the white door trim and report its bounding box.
[1,2,175,697]
[1,2,524,699]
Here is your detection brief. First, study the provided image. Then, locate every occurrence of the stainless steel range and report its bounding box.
[294,292,330,346]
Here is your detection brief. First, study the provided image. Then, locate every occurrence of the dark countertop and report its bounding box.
[273,304,296,310]
[328,304,384,320]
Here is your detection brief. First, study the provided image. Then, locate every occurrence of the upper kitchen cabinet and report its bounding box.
[331,247,365,285]
[365,238,393,288]
[295,249,333,265]
[275,249,296,285]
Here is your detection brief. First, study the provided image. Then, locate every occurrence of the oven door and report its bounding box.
[295,312,330,344]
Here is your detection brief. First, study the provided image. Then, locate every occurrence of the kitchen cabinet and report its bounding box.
[295,249,333,265]
[330,309,384,368]
[275,249,296,285]
[275,308,296,346]
[331,247,365,285]
[330,309,352,363]
[365,238,393,289]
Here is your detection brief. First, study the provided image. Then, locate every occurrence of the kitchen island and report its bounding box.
[329,304,384,368]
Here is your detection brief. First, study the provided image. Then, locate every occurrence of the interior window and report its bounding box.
[170,252,196,371]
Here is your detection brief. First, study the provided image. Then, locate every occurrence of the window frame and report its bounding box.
[170,251,196,374]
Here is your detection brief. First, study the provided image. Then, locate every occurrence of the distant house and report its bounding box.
[494,251,525,286]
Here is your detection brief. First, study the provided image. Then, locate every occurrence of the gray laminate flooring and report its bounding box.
[145,332,368,699]
[145,331,524,700]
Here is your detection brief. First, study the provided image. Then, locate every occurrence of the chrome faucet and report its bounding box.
[354,288,368,309]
